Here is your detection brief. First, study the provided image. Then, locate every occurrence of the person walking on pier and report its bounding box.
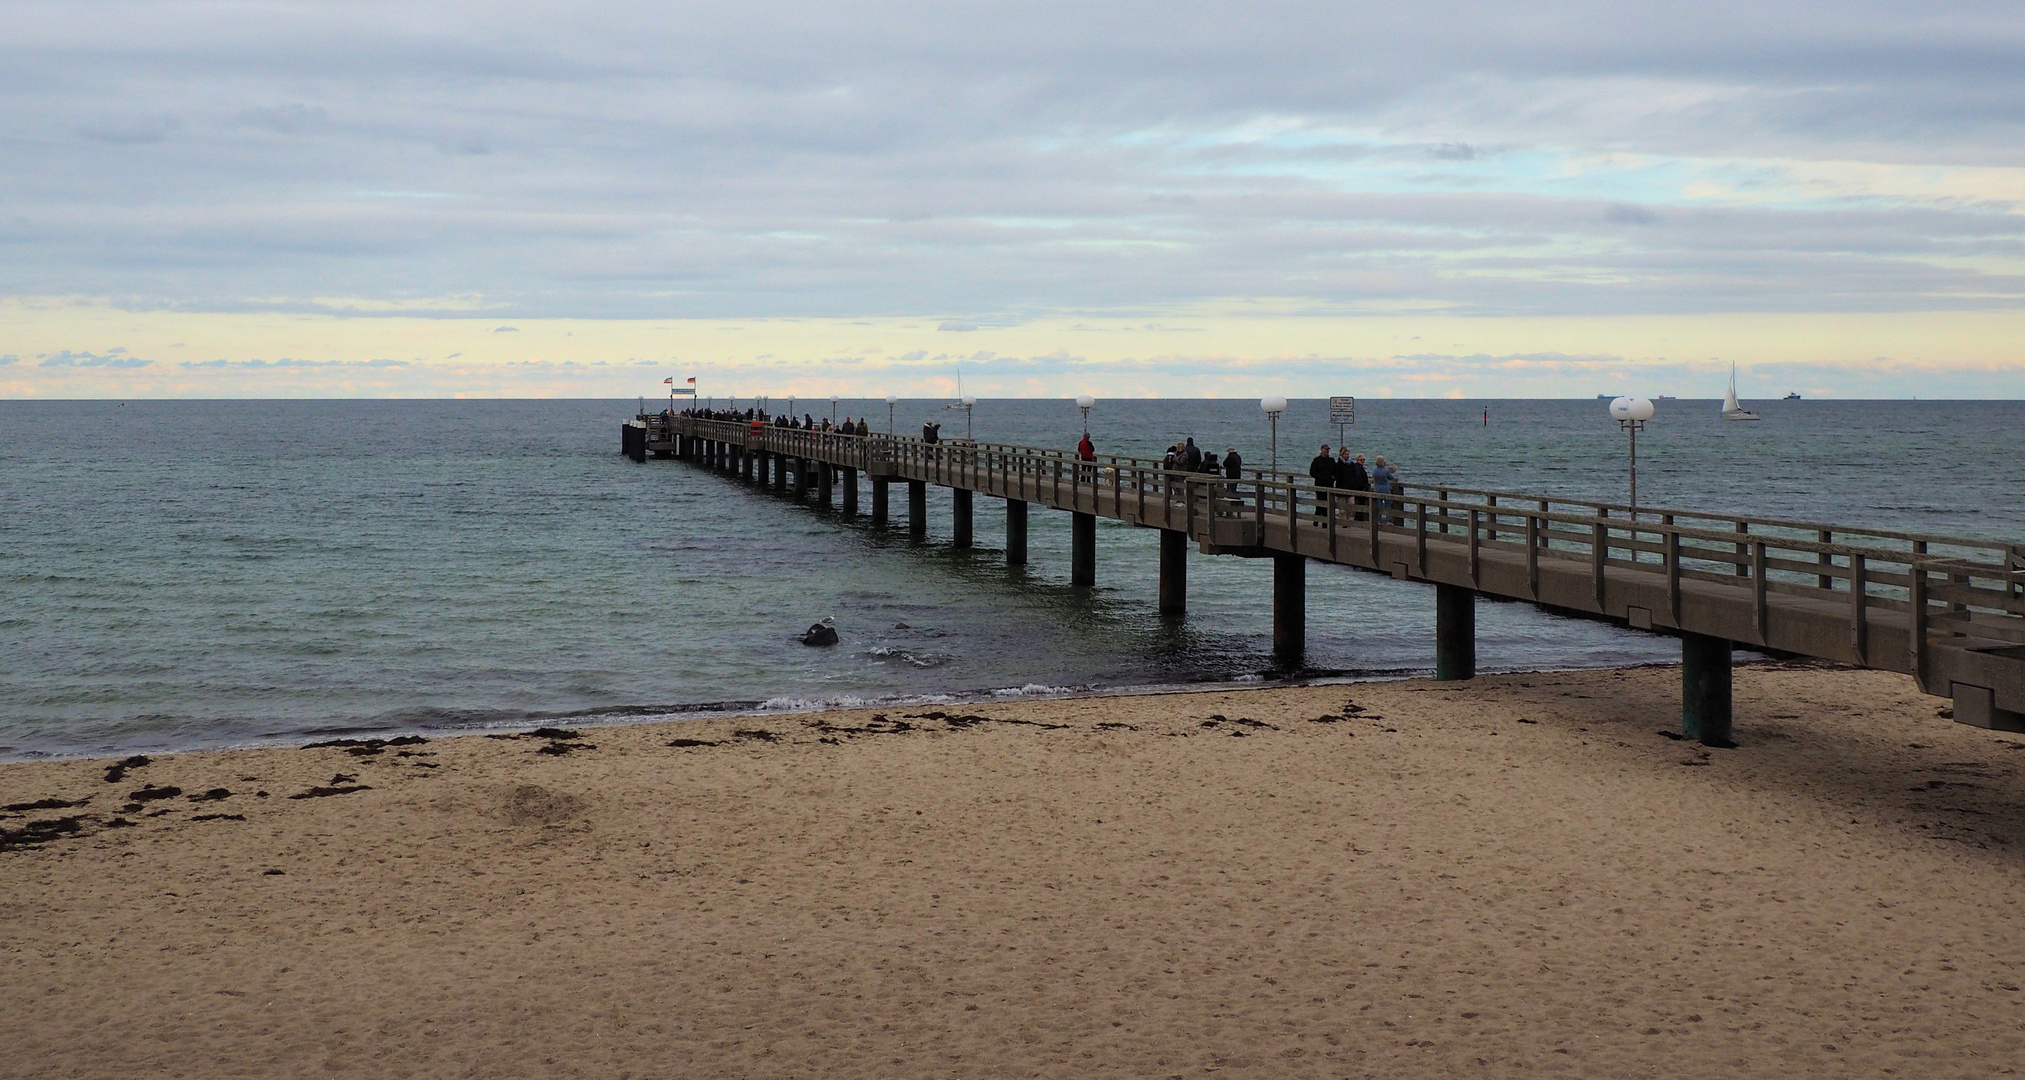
[1372,456,1401,525]
[1222,447,1242,479]
[1308,444,1336,516]
[1343,453,1370,521]
[1182,438,1203,472]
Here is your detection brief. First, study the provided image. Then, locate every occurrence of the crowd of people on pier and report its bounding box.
[678,406,872,435]
[670,403,1403,519]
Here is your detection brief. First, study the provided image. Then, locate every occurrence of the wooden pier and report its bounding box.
[627,413,2025,745]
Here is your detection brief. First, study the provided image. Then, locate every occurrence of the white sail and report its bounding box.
[1721,362,1760,421]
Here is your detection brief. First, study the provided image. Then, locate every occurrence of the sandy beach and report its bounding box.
[6,661,2025,1078]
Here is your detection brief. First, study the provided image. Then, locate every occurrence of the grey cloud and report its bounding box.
[75,113,181,144]
[5,1,2025,320]
[0,354,16,365]
[937,321,979,332]
[38,350,151,368]
[236,104,332,135]
[494,326,519,332]
[178,357,409,368]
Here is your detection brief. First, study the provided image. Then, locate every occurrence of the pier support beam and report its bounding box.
[817,461,833,507]
[908,480,927,537]
[1071,512,1096,587]
[1682,632,1733,746]
[952,489,973,548]
[741,447,753,482]
[841,467,858,517]
[773,454,787,492]
[1272,554,1306,664]
[1435,583,1476,680]
[1158,529,1187,616]
[871,478,889,526]
[1004,499,1027,566]
[795,459,813,498]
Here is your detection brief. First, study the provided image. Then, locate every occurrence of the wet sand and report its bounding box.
[5,662,2025,1078]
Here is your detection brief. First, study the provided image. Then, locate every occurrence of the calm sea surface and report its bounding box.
[3,397,2020,759]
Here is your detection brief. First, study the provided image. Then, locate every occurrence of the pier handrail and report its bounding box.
[667,413,2020,562]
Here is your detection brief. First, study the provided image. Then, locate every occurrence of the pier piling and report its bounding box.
[1158,529,1187,615]
[871,478,889,526]
[1273,554,1306,663]
[1005,499,1027,565]
[909,480,927,537]
[841,467,858,516]
[818,461,833,507]
[1682,632,1733,746]
[1435,583,1476,680]
[1072,512,1096,586]
[953,489,973,548]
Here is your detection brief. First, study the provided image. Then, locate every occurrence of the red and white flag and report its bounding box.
[663,377,674,384]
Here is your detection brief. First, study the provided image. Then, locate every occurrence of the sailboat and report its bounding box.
[1721,362,1760,421]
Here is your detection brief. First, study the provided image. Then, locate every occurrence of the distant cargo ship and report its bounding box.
[1784,392,1802,401]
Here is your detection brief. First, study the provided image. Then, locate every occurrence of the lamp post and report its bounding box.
[1608,396,1655,511]
[830,395,839,427]
[886,395,897,435]
[958,395,976,441]
[1260,395,1288,476]
[787,395,795,424]
[1076,395,1095,437]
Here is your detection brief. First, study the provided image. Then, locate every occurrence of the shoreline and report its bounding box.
[1,656,1731,765]
[8,662,2024,1077]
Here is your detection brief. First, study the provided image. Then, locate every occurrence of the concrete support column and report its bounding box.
[817,461,833,507]
[773,454,787,492]
[1272,553,1306,664]
[741,447,754,482]
[795,459,813,498]
[908,480,927,537]
[841,467,858,516]
[1004,499,1028,566]
[953,489,973,548]
[1072,512,1096,587]
[871,478,889,526]
[1682,632,1733,746]
[1158,529,1187,616]
[1435,583,1477,680]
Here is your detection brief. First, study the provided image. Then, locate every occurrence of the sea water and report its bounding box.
[3,397,2019,759]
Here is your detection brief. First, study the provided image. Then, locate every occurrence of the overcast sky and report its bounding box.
[4,0,2023,397]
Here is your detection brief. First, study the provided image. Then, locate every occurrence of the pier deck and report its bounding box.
[628,414,2025,742]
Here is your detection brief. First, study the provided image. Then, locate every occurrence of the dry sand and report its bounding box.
[5,662,2025,1078]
